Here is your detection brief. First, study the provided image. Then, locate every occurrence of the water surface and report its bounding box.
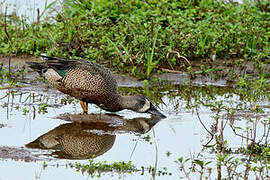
[0,59,269,179]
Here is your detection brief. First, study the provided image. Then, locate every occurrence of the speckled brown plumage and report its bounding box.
[29,56,123,112]
[27,55,166,118]
[49,62,122,111]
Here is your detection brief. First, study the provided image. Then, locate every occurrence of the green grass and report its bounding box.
[0,0,269,77]
[0,60,27,87]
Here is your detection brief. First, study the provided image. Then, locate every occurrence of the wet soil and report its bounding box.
[2,56,269,87]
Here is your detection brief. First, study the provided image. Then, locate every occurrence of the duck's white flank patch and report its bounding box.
[45,68,62,84]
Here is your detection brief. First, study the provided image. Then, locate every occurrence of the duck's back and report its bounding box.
[61,63,119,100]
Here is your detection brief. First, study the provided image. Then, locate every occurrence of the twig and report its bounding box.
[8,56,11,76]
[166,51,191,66]
[152,128,158,180]
[180,164,192,180]
[252,116,259,144]
[195,107,214,136]
[4,5,12,71]
[264,124,270,145]
[229,123,255,142]
[195,107,214,146]
[37,8,40,25]
[4,5,10,41]
[129,139,138,160]
[161,68,182,73]
[21,15,25,31]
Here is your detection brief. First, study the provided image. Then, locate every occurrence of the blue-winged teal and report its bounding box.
[27,56,166,118]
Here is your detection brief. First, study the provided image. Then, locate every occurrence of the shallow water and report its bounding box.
[0,85,201,180]
[1,0,59,21]
[0,59,269,179]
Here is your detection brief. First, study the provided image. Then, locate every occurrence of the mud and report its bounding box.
[2,56,266,87]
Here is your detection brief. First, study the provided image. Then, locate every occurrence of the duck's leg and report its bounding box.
[86,102,88,112]
[80,101,88,114]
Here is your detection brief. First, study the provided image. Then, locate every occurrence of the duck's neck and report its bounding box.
[97,95,135,112]
[119,95,138,111]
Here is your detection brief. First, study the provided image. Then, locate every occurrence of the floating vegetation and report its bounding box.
[66,159,171,178]
[69,160,138,175]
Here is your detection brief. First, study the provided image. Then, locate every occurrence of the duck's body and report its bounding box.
[27,56,166,118]
[41,57,122,112]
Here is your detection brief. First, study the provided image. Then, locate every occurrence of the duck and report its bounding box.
[27,55,166,118]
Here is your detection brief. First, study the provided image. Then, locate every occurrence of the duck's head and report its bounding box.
[130,95,166,118]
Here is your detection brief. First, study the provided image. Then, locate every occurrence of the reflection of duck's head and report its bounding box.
[57,113,161,134]
[26,123,115,159]
[26,113,161,159]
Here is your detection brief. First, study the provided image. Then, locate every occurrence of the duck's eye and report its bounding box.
[138,100,145,106]
[138,99,151,112]
[41,69,48,74]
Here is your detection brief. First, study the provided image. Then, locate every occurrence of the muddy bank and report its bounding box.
[1,56,269,88]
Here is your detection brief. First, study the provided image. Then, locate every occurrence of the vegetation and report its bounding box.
[0,0,269,78]
[0,61,27,88]
[68,159,171,177]
[40,159,171,178]
[69,160,138,176]
[0,0,269,179]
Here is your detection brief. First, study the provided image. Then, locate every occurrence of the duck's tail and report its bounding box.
[27,55,80,77]
[27,54,90,77]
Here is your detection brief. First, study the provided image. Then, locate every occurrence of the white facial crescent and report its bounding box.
[138,99,150,113]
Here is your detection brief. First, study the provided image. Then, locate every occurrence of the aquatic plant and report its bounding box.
[66,159,171,178]
[173,75,270,179]
[0,61,27,88]
[38,103,48,114]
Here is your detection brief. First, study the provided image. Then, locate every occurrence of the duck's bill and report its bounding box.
[147,103,166,118]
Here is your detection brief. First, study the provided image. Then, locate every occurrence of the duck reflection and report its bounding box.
[26,114,160,159]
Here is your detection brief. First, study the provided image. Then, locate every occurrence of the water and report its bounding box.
[0,58,269,179]
[1,0,58,22]
[0,87,201,180]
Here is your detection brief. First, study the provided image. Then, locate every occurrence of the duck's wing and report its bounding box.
[40,55,90,77]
